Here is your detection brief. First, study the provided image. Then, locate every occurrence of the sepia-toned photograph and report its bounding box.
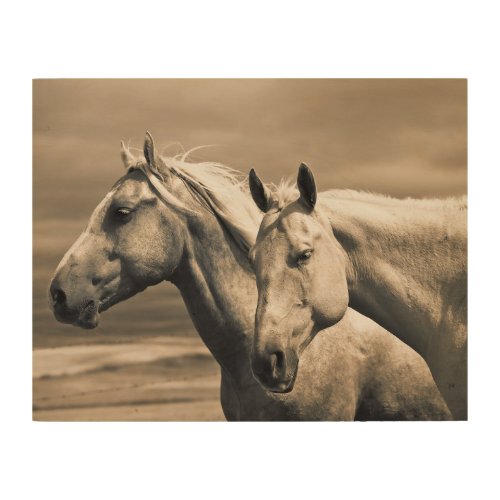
[33,78,467,421]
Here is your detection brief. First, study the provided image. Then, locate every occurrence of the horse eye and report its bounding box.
[115,207,133,220]
[297,249,313,263]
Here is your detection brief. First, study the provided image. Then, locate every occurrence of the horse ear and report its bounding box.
[143,131,156,167]
[249,168,271,213]
[120,141,136,169]
[297,163,317,209]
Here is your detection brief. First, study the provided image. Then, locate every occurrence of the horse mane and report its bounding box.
[272,181,467,212]
[125,147,263,252]
[321,189,467,210]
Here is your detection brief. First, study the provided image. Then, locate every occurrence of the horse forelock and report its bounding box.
[272,178,299,211]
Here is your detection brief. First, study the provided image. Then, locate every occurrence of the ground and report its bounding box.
[33,336,225,422]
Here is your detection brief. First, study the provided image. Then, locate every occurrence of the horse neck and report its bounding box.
[322,194,467,355]
[169,208,258,381]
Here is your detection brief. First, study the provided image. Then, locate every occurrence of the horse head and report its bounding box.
[49,132,186,328]
[248,164,349,392]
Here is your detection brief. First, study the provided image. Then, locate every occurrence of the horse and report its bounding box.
[48,133,452,420]
[248,164,467,419]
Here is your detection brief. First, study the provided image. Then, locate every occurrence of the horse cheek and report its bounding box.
[313,264,348,329]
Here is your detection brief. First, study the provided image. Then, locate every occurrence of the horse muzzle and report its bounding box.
[251,346,299,393]
[49,280,100,329]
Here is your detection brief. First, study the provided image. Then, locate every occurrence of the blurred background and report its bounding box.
[33,79,467,420]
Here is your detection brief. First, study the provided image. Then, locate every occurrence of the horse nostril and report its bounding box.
[270,350,286,378]
[92,277,102,286]
[51,286,66,305]
[274,351,285,370]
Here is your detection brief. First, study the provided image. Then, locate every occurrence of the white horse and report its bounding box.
[248,164,467,419]
[48,134,451,420]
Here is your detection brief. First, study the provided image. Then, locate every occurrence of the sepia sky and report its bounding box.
[33,79,467,346]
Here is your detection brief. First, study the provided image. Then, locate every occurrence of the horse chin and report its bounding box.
[269,379,295,394]
[267,363,299,394]
[73,301,100,330]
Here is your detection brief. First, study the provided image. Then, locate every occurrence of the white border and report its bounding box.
[2,1,499,499]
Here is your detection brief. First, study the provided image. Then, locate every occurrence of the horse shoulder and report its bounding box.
[344,309,452,420]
